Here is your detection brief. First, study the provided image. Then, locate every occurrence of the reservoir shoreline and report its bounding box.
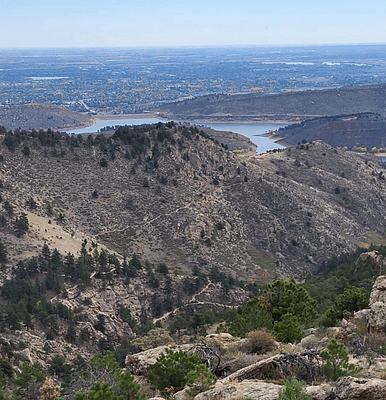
[68,113,288,154]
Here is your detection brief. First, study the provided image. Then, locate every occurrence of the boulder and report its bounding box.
[191,380,281,400]
[351,309,370,330]
[304,383,333,400]
[206,333,235,342]
[340,319,357,335]
[300,334,319,350]
[318,336,330,349]
[326,327,340,339]
[359,251,386,268]
[333,376,386,400]
[18,348,34,364]
[369,275,386,331]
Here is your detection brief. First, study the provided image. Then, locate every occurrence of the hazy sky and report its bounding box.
[1,0,386,48]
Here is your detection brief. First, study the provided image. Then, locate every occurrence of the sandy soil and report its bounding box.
[17,212,115,261]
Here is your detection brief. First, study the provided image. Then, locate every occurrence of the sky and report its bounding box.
[1,0,386,48]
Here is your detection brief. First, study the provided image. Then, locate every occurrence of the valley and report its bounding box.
[1,45,386,400]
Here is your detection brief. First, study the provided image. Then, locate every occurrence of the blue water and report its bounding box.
[67,118,286,153]
[202,122,287,154]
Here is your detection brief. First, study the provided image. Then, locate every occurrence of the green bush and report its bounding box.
[278,376,312,400]
[148,349,203,393]
[320,339,358,381]
[186,365,217,395]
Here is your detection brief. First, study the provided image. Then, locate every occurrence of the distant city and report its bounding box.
[1,45,386,115]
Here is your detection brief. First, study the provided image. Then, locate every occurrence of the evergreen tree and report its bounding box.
[273,313,304,343]
[260,278,317,325]
[148,349,203,393]
[320,339,358,381]
[228,297,273,337]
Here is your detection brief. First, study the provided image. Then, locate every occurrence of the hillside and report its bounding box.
[1,124,386,280]
[0,103,93,131]
[273,112,386,149]
[1,123,386,380]
[157,83,386,121]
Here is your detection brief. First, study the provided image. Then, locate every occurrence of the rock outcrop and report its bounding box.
[333,376,386,400]
[173,376,386,400]
[369,275,386,332]
[184,380,281,400]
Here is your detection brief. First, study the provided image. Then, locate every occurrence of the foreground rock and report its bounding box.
[333,376,386,400]
[175,380,281,400]
[174,376,386,400]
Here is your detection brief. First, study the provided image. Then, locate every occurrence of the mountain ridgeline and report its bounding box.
[1,123,386,283]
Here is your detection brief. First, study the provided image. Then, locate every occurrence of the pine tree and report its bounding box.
[320,339,358,381]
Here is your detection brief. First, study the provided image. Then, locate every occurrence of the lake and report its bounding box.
[67,119,287,154]
[201,122,287,154]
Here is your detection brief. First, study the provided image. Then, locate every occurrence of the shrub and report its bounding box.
[132,328,174,351]
[99,157,108,167]
[22,146,30,156]
[14,213,29,237]
[186,365,217,396]
[278,376,312,400]
[320,339,358,381]
[148,349,203,393]
[38,378,60,400]
[246,329,277,354]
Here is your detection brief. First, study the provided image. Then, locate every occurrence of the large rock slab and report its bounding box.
[178,380,281,400]
[333,376,386,400]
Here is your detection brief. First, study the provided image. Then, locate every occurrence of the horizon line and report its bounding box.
[1,42,386,51]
